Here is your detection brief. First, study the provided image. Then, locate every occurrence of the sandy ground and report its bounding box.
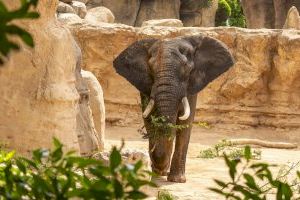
[106,125,300,200]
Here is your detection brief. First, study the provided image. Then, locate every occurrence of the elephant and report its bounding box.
[113,35,234,183]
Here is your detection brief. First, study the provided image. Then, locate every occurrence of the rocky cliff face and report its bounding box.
[70,23,300,130]
[86,0,218,27]
[0,0,104,155]
[241,0,300,28]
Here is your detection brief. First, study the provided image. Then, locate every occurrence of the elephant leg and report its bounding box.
[167,94,197,183]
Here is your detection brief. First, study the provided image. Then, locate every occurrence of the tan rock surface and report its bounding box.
[71,1,87,18]
[70,24,300,131]
[84,6,115,25]
[0,0,103,155]
[57,13,83,25]
[0,0,80,154]
[141,19,183,27]
[57,1,75,14]
[81,70,105,150]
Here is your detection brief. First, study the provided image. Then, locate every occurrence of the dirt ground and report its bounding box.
[106,124,300,200]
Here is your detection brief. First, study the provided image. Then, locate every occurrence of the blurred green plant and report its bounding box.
[0,0,40,65]
[198,140,261,160]
[0,138,155,199]
[210,146,300,199]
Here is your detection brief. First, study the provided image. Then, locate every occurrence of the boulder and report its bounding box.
[71,1,87,18]
[58,13,83,25]
[86,0,140,26]
[57,1,75,14]
[141,19,183,27]
[135,0,181,26]
[81,70,105,151]
[84,6,115,24]
[76,0,89,4]
[283,6,300,29]
[69,23,300,130]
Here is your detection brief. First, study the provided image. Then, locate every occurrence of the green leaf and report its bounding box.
[127,190,148,199]
[243,173,260,192]
[214,179,227,188]
[209,187,226,196]
[224,153,239,181]
[110,147,122,171]
[244,146,251,161]
[16,159,27,173]
[113,179,124,198]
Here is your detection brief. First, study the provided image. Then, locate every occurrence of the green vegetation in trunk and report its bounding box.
[210,146,300,199]
[198,140,261,160]
[140,95,189,140]
[0,0,40,65]
[0,138,156,199]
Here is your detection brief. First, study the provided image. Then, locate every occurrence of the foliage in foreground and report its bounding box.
[0,0,40,65]
[0,138,155,199]
[198,140,261,160]
[210,146,300,199]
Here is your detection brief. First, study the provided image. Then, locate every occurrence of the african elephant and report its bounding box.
[113,35,234,183]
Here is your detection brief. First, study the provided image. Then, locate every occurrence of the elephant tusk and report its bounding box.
[179,97,190,121]
[142,99,155,118]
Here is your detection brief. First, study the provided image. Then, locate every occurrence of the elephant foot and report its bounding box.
[167,173,186,183]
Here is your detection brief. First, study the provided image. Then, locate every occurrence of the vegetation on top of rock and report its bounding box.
[215,0,246,27]
[0,138,156,199]
[0,0,40,65]
[210,146,300,199]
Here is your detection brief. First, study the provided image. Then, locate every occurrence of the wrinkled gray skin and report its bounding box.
[113,35,234,182]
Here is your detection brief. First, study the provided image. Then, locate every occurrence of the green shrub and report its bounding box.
[157,190,177,200]
[226,0,246,28]
[198,140,261,160]
[0,138,155,199]
[215,0,246,28]
[215,0,231,26]
[210,146,300,199]
[0,0,40,65]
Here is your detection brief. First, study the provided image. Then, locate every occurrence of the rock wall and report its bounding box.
[86,0,218,27]
[241,0,300,28]
[70,23,300,129]
[0,0,104,155]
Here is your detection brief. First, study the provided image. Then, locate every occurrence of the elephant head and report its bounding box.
[113,35,234,123]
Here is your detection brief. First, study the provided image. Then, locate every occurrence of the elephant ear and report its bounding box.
[113,39,158,96]
[185,35,234,94]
